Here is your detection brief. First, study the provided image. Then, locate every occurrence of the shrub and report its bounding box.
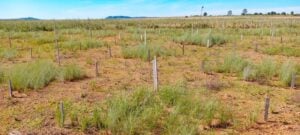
[255,58,277,80]
[58,64,86,81]
[81,39,106,50]
[8,60,57,90]
[122,44,174,61]
[174,32,227,47]
[0,48,18,60]
[279,61,297,86]
[243,65,258,81]
[218,54,249,74]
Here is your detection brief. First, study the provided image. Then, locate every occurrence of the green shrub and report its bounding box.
[242,65,258,81]
[8,60,57,90]
[122,44,174,61]
[58,64,86,81]
[174,32,227,47]
[255,58,278,80]
[263,46,300,57]
[0,48,18,60]
[218,54,249,74]
[81,39,106,50]
[279,61,297,86]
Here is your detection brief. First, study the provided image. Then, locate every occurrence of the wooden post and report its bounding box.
[144,30,147,46]
[201,60,206,72]
[182,44,185,55]
[108,46,112,58]
[280,36,283,43]
[264,95,270,121]
[9,33,12,48]
[56,47,61,66]
[291,73,296,89]
[254,41,258,52]
[206,39,210,48]
[9,80,13,98]
[147,49,151,63]
[95,61,99,77]
[118,32,121,40]
[152,56,158,91]
[30,48,33,59]
[240,34,243,41]
[59,101,65,127]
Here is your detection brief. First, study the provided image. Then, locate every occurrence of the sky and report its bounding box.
[0,0,300,19]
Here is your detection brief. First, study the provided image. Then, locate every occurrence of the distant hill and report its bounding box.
[105,16,147,19]
[18,17,40,20]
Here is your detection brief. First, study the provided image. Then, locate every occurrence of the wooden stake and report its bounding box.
[9,80,13,98]
[95,61,99,77]
[9,33,12,48]
[30,48,33,59]
[182,43,185,55]
[56,47,61,66]
[59,101,65,127]
[144,30,147,45]
[206,39,210,48]
[108,46,112,58]
[291,73,296,89]
[152,56,158,91]
[147,49,151,62]
[264,95,270,121]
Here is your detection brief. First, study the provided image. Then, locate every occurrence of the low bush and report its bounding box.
[122,44,175,61]
[8,60,57,90]
[174,32,227,47]
[58,64,86,82]
[56,85,233,134]
[217,54,249,74]
[0,48,18,60]
[279,60,297,86]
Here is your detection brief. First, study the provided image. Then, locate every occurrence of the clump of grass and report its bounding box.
[0,48,18,60]
[255,58,277,80]
[263,46,300,57]
[174,31,227,47]
[279,60,297,86]
[58,84,233,134]
[242,65,258,81]
[122,44,174,61]
[8,60,57,90]
[81,39,106,50]
[58,64,86,82]
[218,54,249,74]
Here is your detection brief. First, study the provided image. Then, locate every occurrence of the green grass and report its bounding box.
[255,58,278,80]
[263,46,300,57]
[56,84,233,134]
[122,44,175,61]
[217,54,249,74]
[8,60,57,90]
[58,64,86,82]
[0,48,18,60]
[174,31,227,47]
[279,60,297,86]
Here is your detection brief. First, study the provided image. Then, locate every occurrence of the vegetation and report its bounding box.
[58,64,86,82]
[8,60,57,90]
[56,84,233,134]
[279,60,297,86]
[122,44,175,61]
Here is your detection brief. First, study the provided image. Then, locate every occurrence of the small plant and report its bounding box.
[279,60,297,86]
[243,65,258,81]
[0,48,18,60]
[8,60,57,90]
[218,54,249,74]
[255,58,277,80]
[58,64,86,81]
[55,102,66,127]
[122,44,174,61]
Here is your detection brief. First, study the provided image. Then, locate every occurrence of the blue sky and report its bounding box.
[1,0,299,19]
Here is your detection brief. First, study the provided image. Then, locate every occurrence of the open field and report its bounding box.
[0,16,300,134]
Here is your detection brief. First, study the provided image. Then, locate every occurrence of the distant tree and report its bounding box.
[281,12,286,15]
[203,12,208,16]
[254,12,259,15]
[227,10,233,16]
[291,11,294,15]
[242,9,248,15]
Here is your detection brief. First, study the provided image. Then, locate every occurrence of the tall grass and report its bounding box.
[122,44,175,61]
[218,54,249,74]
[263,46,300,57]
[174,32,227,47]
[279,60,297,86]
[0,48,18,60]
[57,85,233,134]
[58,64,86,81]
[8,60,57,90]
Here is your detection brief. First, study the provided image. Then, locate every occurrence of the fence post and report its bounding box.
[144,30,147,46]
[264,95,270,121]
[147,49,151,63]
[9,80,13,98]
[291,73,296,89]
[59,101,65,127]
[56,47,61,66]
[206,39,210,48]
[95,61,99,77]
[109,46,112,58]
[152,56,158,91]
[9,33,12,48]
[30,48,33,59]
